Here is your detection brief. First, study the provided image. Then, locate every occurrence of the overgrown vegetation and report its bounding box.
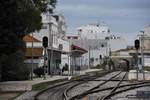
[95,64,104,69]
[32,82,50,91]
[144,66,150,72]
[0,0,57,81]
[63,63,68,71]
[33,67,44,78]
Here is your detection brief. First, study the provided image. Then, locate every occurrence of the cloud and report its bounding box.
[57,3,150,18]
[56,0,150,35]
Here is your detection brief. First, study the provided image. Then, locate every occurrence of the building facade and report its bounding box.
[73,23,127,67]
[77,23,111,40]
[33,13,68,75]
[23,35,43,69]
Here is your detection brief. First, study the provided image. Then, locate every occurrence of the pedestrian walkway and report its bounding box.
[0,69,102,92]
[0,69,102,100]
[63,68,102,75]
[0,76,68,92]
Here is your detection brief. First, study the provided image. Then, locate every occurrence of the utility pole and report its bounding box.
[136,49,139,80]
[43,47,47,80]
[135,39,140,80]
[42,36,48,80]
[48,22,53,76]
[68,38,73,76]
[31,32,34,80]
[88,46,91,69]
[140,31,145,80]
[50,33,53,76]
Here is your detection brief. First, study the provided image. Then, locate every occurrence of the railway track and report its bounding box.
[65,71,123,100]
[34,71,150,100]
[68,72,150,100]
[99,72,127,100]
[34,70,110,100]
[100,82,150,100]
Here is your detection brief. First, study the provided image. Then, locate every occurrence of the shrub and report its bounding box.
[33,67,44,77]
[95,64,103,69]
[63,63,68,71]
[144,67,150,72]
[1,50,30,81]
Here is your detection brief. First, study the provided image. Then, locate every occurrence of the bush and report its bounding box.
[1,50,30,81]
[95,64,103,69]
[33,67,44,77]
[144,67,150,72]
[63,63,68,71]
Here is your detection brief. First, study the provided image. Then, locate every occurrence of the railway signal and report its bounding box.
[42,36,48,47]
[42,36,48,80]
[134,39,140,80]
[134,39,140,50]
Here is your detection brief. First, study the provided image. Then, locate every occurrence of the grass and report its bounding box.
[32,81,51,91]
[144,66,150,72]
[0,91,24,100]
[11,91,24,100]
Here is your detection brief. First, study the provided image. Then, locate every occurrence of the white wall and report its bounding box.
[33,14,59,49]
[58,39,70,66]
[77,24,111,40]
[144,55,150,66]
[26,42,42,48]
[110,38,127,51]
[144,26,150,36]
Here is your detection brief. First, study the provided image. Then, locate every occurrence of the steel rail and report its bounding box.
[69,71,122,100]
[102,83,150,100]
[63,71,111,100]
[100,72,127,100]
[34,71,110,100]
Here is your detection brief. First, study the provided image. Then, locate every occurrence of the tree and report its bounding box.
[0,0,57,81]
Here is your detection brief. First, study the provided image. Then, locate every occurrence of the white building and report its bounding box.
[65,33,80,40]
[77,23,111,40]
[34,14,59,49]
[71,39,107,67]
[74,23,127,67]
[109,35,127,51]
[144,25,150,36]
[32,13,69,74]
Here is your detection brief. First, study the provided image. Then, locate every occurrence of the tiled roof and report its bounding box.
[23,35,41,42]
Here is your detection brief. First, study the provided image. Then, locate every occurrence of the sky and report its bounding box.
[55,0,150,44]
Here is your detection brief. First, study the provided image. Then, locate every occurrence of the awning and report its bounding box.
[71,45,88,57]
[47,47,69,54]
[111,56,132,58]
[129,50,150,56]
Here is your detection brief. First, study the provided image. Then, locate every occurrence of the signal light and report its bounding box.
[42,36,48,47]
[134,39,140,50]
